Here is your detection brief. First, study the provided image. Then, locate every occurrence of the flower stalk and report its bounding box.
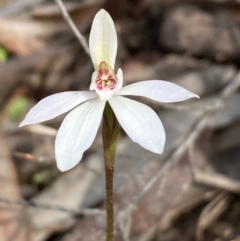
[102,102,119,241]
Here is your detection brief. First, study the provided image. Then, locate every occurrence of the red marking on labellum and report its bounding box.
[95,61,117,90]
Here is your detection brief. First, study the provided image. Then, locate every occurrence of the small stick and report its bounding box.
[0,196,104,216]
[55,0,90,55]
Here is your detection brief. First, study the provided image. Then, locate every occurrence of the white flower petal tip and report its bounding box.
[18,91,97,127]
[19,120,28,127]
[194,94,200,99]
[89,9,117,70]
[109,96,166,154]
[118,80,199,103]
[55,98,106,172]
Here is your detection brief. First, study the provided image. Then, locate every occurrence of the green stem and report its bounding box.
[102,102,119,241]
[105,162,114,241]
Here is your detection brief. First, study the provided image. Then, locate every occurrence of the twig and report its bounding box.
[0,197,104,216]
[196,191,230,241]
[116,218,131,241]
[12,152,54,163]
[221,71,240,98]
[55,0,90,56]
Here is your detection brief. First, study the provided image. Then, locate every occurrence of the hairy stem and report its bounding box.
[102,102,119,241]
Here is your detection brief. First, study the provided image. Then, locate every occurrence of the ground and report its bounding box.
[0,0,240,241]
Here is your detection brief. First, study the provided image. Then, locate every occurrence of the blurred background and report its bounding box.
[0,0,240,240]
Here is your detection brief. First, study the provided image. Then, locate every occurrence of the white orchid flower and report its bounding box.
[20,9,199,172]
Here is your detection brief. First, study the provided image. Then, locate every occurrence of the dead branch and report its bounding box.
[55,0,90,55]
[0,197,104,217]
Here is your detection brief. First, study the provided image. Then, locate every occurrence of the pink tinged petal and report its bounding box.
[89,9,117,70]
[118,80,199,103]
[19,91,97,127]
[55,98,106,172]
[109,96,165,154]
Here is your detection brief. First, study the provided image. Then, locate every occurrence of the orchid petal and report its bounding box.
[113,68,123,94]
[89,9,117,70]
[90,71,97,90]
[109,96,165,154]
[118,80,199,103]
[19,91,97,127]
[55,98,106,172]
